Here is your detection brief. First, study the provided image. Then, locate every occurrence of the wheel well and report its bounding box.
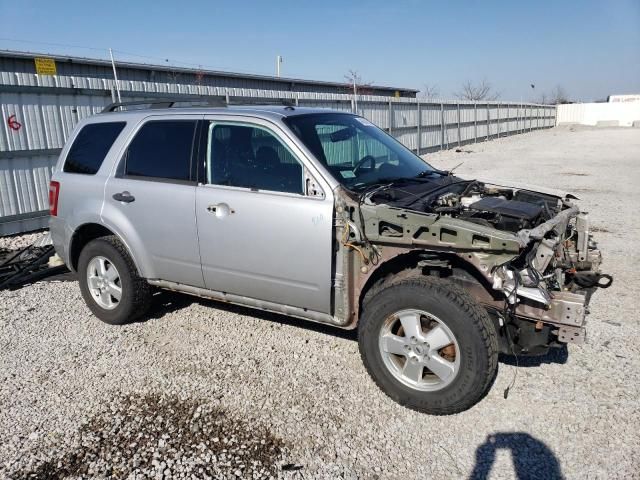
[358,250,495,313]
[69,223,115,271]
[358,251,425,312]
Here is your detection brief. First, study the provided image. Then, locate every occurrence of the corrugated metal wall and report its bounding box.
[0,72,556,235]
[0,53,414,97]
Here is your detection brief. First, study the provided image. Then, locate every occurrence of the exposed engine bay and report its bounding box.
[341,176,613,354]
[370,178,564,233]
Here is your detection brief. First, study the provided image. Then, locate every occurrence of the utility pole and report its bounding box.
[109,48,122,103]
[353,78,358,114]
[276,55,283,77]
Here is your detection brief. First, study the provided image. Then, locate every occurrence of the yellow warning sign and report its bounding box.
[34,57,57,76]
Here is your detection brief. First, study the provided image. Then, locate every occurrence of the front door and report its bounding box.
[195,118,333,313]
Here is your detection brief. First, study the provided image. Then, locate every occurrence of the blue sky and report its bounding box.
[1,0,638,101]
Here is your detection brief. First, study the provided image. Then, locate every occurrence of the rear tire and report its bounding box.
[78,235,151,325]
[358,276,498,415]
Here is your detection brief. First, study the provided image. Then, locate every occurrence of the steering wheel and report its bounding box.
[353,155,376,175]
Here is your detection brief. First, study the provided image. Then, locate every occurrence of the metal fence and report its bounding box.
[0,72,556,235]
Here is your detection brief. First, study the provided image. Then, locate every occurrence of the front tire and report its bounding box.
[358,276,498,415]
[78,235,151,325]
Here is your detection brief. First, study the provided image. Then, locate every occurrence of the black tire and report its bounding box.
[358,276,498,415]
[78,235,152,325]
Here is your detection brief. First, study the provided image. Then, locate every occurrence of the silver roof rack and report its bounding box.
[101,96,296,113]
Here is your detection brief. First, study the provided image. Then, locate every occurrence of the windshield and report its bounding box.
[284,113,437,191]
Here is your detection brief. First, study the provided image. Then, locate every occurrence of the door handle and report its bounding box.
[207,203,234,217]
[113,191,135,203]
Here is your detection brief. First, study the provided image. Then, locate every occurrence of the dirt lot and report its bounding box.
[1,126,638,479]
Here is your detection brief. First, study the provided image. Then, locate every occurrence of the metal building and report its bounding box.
[0,49,418,98]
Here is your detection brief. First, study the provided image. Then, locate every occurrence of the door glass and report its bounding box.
[207,123,303,194]
[125,120,196,181]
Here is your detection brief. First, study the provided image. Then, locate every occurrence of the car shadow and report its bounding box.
[143,289,358,342]
[142,292,579,353]
[469,432,564,479]
[142,289,200,321]
[41,269,76,283]
[499,345,569,367]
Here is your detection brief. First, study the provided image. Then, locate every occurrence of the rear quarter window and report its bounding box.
[63,122,126,174]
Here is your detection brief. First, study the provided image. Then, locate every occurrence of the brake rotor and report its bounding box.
[439,344,456,362]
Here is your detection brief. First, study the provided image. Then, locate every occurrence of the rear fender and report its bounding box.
[98,203,155,278]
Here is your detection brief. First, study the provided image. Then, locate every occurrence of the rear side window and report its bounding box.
[64,122,125,174]
[124,120,196,181]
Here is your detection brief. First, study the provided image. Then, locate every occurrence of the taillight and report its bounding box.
[49,181,60,216]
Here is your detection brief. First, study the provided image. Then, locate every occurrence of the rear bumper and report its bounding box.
[49,216,71,268]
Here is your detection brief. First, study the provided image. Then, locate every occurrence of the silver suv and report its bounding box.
[50,100,610,414]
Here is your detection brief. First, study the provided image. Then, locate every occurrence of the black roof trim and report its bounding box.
[101,96,297,113]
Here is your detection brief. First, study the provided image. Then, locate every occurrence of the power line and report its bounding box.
[0,37,108,53]
[0,36,297,79]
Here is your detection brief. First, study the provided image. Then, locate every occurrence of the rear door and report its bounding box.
[195,116,334,313]
[103,115,204,287]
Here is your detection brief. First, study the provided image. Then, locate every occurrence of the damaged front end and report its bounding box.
[347,177,612,355]
[492,204,611,350]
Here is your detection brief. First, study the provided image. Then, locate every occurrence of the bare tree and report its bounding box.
[421,83,440,101]
[344,69,374,112]
[344,70,374,96]
[550,85,571,104]
[194,68,205,86]
[537,92,549,105]
[455,79,500,101]
[344,69,362,86]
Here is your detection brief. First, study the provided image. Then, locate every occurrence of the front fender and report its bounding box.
[354,246,511,321]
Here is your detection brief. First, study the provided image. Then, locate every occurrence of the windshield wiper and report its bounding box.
[416,168,449,178]
[401,179,472,208]
[353,179,399,195]
[353,176,429,193]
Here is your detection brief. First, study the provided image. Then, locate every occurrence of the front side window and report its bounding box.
[207,123,303,195]
[64,122,125,174]
[124,120,196,181]
[284,113,436,191]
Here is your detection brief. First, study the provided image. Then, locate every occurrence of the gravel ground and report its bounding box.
[1,126,639,479]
